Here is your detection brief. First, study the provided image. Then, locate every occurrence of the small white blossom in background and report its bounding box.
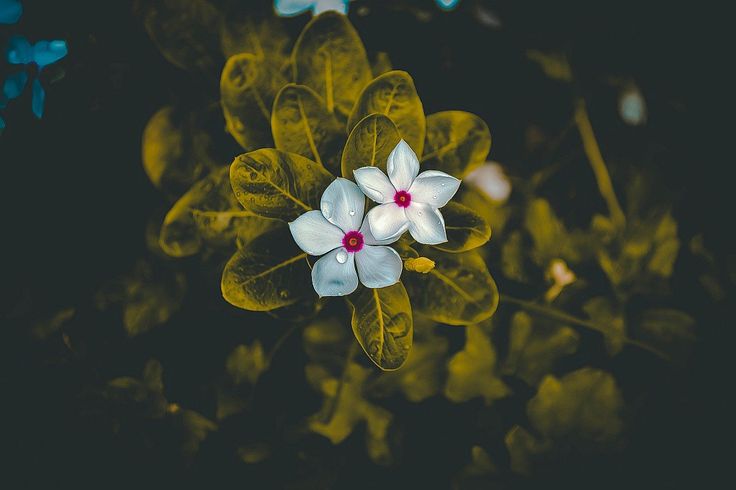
[354,140,461,245]
[544,258,576,302]
[619,85,647,126]
[274,0,349,17]
[464,162,512,204]
[289,178,403,297]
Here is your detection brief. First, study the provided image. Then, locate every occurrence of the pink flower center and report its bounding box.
[342,230,364,253]
[394,190,411,208]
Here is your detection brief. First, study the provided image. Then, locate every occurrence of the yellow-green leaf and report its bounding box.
[226,342,268,385]
[404,249,499,325]
[160,167,275,257]
[230,149,333,221]
[221,224,312,311]
[141,106,208,197]
[582,297,625,356]
[528,368,624,442]
[138,0,223,74]
[348,71,426,155]
[434,201,491,253]
[502,311,579,386]
[422,111,491,178]
[341,113,401,179]
[221,53,285,151]
[346,283,413,370]
[272,84,344,175]
[445,323,510,404]
[292,11,372,118]
[220,16,290,61]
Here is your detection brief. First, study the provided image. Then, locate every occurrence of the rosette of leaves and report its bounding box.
[205,12,497,370]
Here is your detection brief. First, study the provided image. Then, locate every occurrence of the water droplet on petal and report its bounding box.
[322,201,333,218]
[349,209,355,216]
[441,183,446,187]
[432,194,438,200]
[336,250,348,264]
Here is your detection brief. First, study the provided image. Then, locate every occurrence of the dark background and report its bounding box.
[1,1,730,488]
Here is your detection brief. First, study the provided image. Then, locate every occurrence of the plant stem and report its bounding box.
[574,98,627,230]
[501,295,669,361]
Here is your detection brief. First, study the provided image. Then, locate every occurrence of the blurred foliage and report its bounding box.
[7,1,727,488]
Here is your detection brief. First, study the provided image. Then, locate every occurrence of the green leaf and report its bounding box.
[142,106,209,197]
[160,167,277,257]
[528,368,624,442]
[341,114,401,178]
[502,311,579,386]
[226,342,268,385]
[307,362,393,464]
[346,283,413,370]
[221,223,313,311]
[632,308,695,364]
[433,201,491,253]
[505,367,624,475]
[647,212,680,277]
[272,84,344,175]
[421,111,491,178]
[368,326,448,402]
[137,0,223,74]
[95,260,186,337]
[348,71,426,156]
[230,148,333,221]
[444,323,510,404]
[221,53,286,151]
[404,249,499,325]
[292,12,372,118]
[582,297,625,356]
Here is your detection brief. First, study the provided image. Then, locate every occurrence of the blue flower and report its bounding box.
[274,0,349,17]
[436,0,461,11]
[2,35,67,120]
[0,0,22,24]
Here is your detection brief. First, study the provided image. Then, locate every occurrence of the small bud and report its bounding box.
[405,257,436,273]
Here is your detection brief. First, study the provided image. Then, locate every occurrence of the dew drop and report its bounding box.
[279,289,289,299]
[441,183,446,187]
[349,209,356,216]
[249,171,258,180]
[418,211,423,216]
[322,201,333,218]
[336,249,348,264]
[432,194,438,200]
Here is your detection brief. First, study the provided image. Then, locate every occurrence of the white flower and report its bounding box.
[288,178,403,297]
[464,162,511,203]
[354,140,461,245]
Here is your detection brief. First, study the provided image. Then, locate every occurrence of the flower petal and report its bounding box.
[354,166,395,204]
[312,247,359,297]
[355,245,402,289]
[312,0,349,15]
[408,170,461,207]
[31,78,45,119]
[386,139,419,191]
[289,210,344,255]
[366,203,409,242]
[273,0,313,17]
[360,216,401,245]
[406,202,447,245]
[6,36,33,64]
[32,40,68,68]
[320,177,365,232]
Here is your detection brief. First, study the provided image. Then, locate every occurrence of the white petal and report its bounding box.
[312,0,349,15]
[406,202,447,245]
[353,167,395,204]
[311,247,358,297]
[408,170,461,207]
[274,0,313,16]
[366,203,409,242]
[464,163,511,203]
[386,139,419,191]
[355,245,402,289]
[288,210,344,255]
[360,216,401,246]
[320,178,365,233]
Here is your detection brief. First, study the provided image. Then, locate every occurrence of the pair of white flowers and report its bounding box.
[289,140,461,297]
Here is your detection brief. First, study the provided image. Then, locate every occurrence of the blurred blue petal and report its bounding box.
[0,94,8,109]
[274,0,314,16]
[0,0,22,24]
[0,114,5,132]
[2,71,28,100]
[33,40,68,68]
[311,0,348,15]
[619,86,647,126]
[436,0,461,11]
[6,35,33,64]
[31,78,45,118]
